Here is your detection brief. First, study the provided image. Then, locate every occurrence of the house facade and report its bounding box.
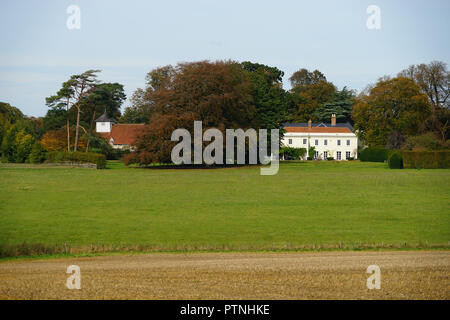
[95,112,146,150]
[281,114,358,160]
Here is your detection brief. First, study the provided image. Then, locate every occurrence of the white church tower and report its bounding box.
[95,111,115,133]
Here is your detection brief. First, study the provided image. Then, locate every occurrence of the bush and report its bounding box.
[327,157,334,161]
[45,151,106,169]
[359,148,389,162]
[29,142,45,163]
[388,152,403,169]
[402,151,450,169]
[347,157,355,161]
[280,146,306,160]
[402,133,445,151]
[307,157,313,160]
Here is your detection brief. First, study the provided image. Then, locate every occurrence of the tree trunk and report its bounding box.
[67,119,71,151]
[85,110,96,152]
[74,106,81,152]
[66,98,71,152]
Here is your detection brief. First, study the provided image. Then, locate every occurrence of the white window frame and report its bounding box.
[324,151,328,159]
[347,139,350,146]
[346,151,351,159]
[337,151,341,160]
[288,139,292,145]
[315,139,318,146]
[337,140,341,146]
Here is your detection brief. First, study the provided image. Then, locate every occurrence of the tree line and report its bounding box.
[0,60,448,164]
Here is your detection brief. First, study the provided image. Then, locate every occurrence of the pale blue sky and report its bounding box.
[0,0,449,116]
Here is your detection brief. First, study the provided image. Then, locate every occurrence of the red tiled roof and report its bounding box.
[284,126,352,133]
[98,124,147,145]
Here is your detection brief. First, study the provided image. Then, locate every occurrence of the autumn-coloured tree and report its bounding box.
[352,77,431,147]
[46,81,75,151]
[125,60,256,165]
[290,80,336,122]
[41,127,87,151]
[289,69,326,87]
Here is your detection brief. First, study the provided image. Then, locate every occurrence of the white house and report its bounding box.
[95,112,146,150]
[281,114,358,160]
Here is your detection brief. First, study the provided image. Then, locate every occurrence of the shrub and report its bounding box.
[308,146,316,159]
[280,146,307,160]
[307,157,313,160]
[388,152,403,169]
[45,151,106,169]
[347,157,355,161]
[29,142,46,163]
[402,151,450,169]
[402,133,445,151]
[359,148,389,162]
[327,157,334,161]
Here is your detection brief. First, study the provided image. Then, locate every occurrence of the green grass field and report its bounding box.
[0,161,449,256]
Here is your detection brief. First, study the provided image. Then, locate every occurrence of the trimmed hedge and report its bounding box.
[45,151,106,169]
[359,148,389,162]
[402,151,450,169]
[388,152,403,169]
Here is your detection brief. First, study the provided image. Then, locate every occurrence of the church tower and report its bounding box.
[95,111,115,133]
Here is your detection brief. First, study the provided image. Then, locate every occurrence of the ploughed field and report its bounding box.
[0,161,449,256]
[0,251,449,299]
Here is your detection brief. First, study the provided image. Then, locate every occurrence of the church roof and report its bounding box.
[95,112,115,123]
[97,124,147,145]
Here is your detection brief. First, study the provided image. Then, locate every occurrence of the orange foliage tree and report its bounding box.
[41,127,87,151]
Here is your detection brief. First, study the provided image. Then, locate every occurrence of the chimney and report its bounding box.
[331,114,336,126]
[308,119,312,129]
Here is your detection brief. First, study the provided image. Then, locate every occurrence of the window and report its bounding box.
[315,139,318,146]
[101,122,105,126]
[303,138,307,144]
[346,151,351,159]
[288,139,292,145]
[324,151,328,159]
[336,151,341,160]
[314,151,319,159]
[337,140,341,146]
[324,139,327,146]
[347,139,350,146]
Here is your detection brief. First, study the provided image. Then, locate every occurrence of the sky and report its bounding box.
[0,0,449,117]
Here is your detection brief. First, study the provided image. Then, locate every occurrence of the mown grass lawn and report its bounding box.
[0,161,449,254]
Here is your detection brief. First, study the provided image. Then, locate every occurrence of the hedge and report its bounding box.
[359,148,389,162]
[402,151,450,169]
[45,151,106,169]
[388,152,403,169]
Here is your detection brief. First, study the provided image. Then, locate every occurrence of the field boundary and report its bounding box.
[1,242,449,261]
